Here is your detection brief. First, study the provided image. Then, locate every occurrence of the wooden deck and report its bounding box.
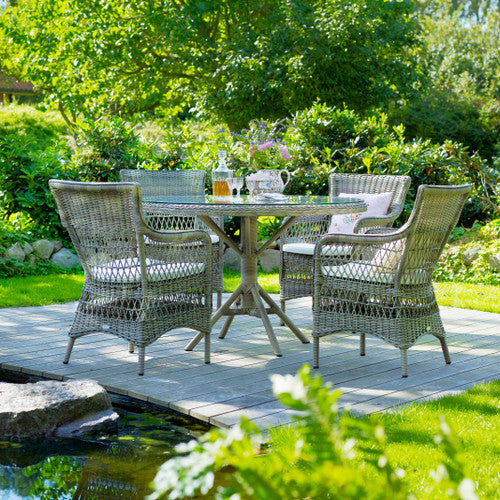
[1,295,499,430]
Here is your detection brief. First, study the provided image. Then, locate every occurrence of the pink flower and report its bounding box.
[279,145,291,160]
[257,141,274,151]
[251,163,258,169]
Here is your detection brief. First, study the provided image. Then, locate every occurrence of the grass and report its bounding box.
[1,270,500,313]
[266,379,500,498]
[372,379,500,498]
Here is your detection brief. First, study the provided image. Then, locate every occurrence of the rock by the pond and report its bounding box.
[5,243,25,262]
[33,239,56,260]
[0,379,118,440]
[51,248,81,269]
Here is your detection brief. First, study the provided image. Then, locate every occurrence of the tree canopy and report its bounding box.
[0,0,421,128]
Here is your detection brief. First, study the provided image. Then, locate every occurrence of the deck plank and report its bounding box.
[0,297,499,429]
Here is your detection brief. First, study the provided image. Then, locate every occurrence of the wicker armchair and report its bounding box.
[280,173,411,311]
[119,169,225,308]
[312,184,472,377]
[49,179,212,375]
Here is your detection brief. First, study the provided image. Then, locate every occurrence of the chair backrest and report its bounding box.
[119,169,206,196]
[329,173,411,219]
[49,180,143,275]
[398,183,472,282]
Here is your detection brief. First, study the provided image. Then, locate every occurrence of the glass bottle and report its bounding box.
[212,150,233,197]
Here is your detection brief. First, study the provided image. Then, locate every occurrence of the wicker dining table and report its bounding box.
[142,194,367,356]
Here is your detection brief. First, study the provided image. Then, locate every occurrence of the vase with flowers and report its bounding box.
[221,118,294,194]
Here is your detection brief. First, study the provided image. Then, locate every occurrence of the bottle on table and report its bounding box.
[212,149,233,197]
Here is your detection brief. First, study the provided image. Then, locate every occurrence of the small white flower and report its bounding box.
[271,373,307,401]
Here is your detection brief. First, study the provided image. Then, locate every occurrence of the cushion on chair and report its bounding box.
[328,192,393,233]
[282,242,352,256]
[92,258,206,283]
[321,262,428,285]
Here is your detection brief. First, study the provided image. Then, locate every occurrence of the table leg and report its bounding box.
[186,214,309,355]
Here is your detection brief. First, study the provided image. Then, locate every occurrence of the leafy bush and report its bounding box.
[149,365,479,500]
[435,219,500,285]
[286,103,499,225]
[0,134,73,238]
[0,103,69,150]
[71,117,167,182]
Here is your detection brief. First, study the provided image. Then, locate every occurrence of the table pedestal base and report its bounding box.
[186,214,310,356]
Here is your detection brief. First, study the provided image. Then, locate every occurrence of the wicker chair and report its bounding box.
[312,184,472,377]
[280,173,411,312]
[119,169,225,308]
[49,179,212,375]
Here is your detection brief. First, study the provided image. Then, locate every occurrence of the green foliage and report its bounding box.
[0,133,72,237]
[149,365,480,500]
[435,219,500,285]
[71,116,162,182]
[1,0,421,128]
[394,0,500,163]
[285,103,498,224]
[0,103,68,150]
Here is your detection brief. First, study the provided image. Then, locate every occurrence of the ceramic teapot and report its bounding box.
[255,169,290,193]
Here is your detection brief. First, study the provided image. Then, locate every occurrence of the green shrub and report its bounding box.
[71,116,166,182]
[286,103,498,225]
[435,219,500,285]
[0,134,73,238]
[149,365,479,500]
[0,103,69,150]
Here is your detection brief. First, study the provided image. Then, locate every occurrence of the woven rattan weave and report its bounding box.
[312,183,471,377]
[119,169,225,308]
[280,173,411,312]
[49,180,212,375]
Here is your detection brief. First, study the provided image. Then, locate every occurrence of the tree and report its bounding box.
[0,0,421,128]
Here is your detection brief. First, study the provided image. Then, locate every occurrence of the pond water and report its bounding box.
[0,372,210,499]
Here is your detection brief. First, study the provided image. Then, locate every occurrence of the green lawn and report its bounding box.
[1,270,499,313]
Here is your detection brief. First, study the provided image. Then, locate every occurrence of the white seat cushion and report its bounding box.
[283,242,352,256]
[321,262,428,285]
[92,258,205,284]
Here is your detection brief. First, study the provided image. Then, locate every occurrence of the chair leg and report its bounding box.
[217,291,222,310]
[128,342,134,353]
[439,337,451,364]
[360,332,366,356]
[204,331,210,364]
[63,337,75,364]
[313,336,319,369]
[138,347,145,376]
[280,299,285,326]
[400,349,408,378]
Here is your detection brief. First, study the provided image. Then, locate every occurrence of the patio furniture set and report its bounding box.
[49,172,471,377]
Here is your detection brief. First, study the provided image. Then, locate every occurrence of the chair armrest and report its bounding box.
[313,227,408,270]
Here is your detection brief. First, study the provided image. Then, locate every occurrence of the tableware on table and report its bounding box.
[228,177,244,197]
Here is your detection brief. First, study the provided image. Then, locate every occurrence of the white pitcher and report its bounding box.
[256,169,290,193]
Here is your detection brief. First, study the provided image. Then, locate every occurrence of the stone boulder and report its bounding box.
[0,379,118,440]
[258,249,280,272]
[461,246,482,265]
[5,243,25,262]
[487,253,500,272]
[51,248,81,269]
[224,247,241,272]
[33,239,56,260]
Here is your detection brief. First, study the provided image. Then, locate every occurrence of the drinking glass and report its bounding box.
[229,177,244,197]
